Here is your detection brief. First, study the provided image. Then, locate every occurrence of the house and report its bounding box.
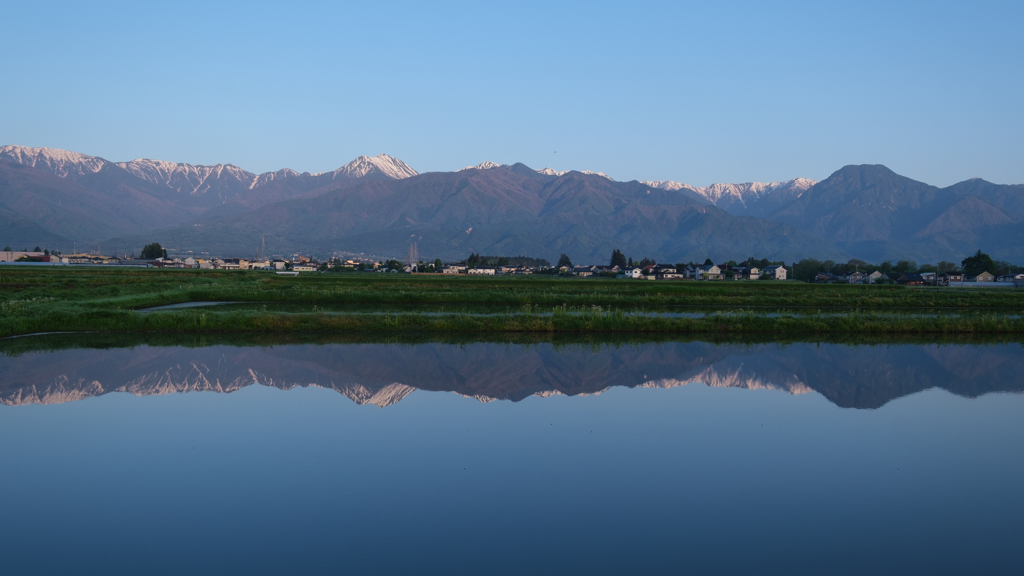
[572,265,594,277]
[183,257,197,268]
[815,272,840,283]
[841,271,864,284]
[467,268,495,275]
[271,259,287,270]
[867,270,885,283]
[939,272,963,286]
[762,265,787,280]
[593,265,620,275]
[997,273,1024,282]
[292,264,317,272]
[652,265,682,280]
[499,266,519,275]
[897,273,925,286]
[737,267,760,280]
[970,271,995,282]
[920,272,936,283]
[442,265,465,274]
[698,264,722,280]
[623,267,643,279]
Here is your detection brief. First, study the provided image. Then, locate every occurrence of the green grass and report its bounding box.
[1,267,1022,337]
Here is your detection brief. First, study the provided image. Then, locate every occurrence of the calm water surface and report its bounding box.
[1,339,1023,575]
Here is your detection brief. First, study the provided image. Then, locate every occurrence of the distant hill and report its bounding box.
[0,146,419,250]
[1,145,1021,264]
[109,163,847,263]
[769,165,1024,262]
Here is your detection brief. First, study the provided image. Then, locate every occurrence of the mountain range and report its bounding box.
[1,145,1021,263]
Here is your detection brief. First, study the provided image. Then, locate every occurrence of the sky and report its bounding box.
[2,0,1022,187]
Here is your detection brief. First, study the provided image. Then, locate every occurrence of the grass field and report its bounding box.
[1,267,1022,338]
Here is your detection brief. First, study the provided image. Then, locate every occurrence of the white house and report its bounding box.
[292,264,317,272]
[698,264,722,280]
[623,267,643,279]
[762,265,787,280]
[468,267,496,275]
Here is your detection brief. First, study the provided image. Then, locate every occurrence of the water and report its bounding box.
[135,300,1024,320]
[2,338,1023,575]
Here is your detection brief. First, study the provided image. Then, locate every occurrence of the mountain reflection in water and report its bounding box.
[2,340,1021,409]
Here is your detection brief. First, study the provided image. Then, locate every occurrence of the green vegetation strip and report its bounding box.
[2,268,1023,337]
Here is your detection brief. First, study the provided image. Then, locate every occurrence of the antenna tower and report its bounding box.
[407,242,418,266]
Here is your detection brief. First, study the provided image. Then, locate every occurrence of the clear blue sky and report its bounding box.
[3,0,1021,187]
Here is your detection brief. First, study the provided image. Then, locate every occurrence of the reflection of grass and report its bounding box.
[1,267,1023,337]
[2,306,1022,340]
[3,329,1022,358]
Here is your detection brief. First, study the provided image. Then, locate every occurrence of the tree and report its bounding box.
[894,260,917,273]
[33,246,41,252]
[961,250,995,277]
[937,261,958,273]
[434,258,443,269]
[557,253,573,268]
[140,242,167,259]
[703,258,713,266]
[792,259,822,282]
[2,246,10,251]
[610,249,627,268]
[638,257,655,268]
[847,258,868,271]
[467,253,480,265]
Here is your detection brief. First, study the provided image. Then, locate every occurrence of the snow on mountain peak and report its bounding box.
[0,145,108,177]
[642,177,817,207]
[536,167,614,180]
[459,161,502,171]
[116,158,256,195]
[327,154,418,180]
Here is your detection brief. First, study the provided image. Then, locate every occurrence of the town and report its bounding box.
[3,244,1022,287]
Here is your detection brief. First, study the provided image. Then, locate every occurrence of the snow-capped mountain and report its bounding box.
[0,145,108,178]
[537,167,614,180]
[459,161,502,171]
[117,158,256,197]
[325,153,418,180]
[643,178,817,217]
